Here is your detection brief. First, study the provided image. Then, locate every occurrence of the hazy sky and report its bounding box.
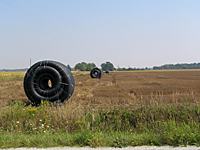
[1,0,200,69]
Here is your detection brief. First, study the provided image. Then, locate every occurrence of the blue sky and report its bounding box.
[1,0,200,69]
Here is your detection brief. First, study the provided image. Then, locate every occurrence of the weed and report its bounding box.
[110,137,128,148]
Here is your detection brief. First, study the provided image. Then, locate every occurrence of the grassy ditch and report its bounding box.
[0,101,200,148]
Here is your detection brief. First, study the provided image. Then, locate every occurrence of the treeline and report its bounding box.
[74,61,114,71]
[0,68,28,71]
[73,61,150,71]
[2,62,200,72]
[56,61,200,71]
[117,67,150,71]
[153,62,200,70]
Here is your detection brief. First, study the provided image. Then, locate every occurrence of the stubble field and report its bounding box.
[1,70,200,107]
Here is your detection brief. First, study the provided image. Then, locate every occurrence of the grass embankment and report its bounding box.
[0,101,200,148]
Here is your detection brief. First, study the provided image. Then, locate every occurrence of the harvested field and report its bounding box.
[0,70,200,107]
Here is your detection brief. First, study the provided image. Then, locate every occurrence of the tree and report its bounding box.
[67,64,71,71]
[74,62,96,71]
[74,62,87,71]
[101,61,114,71]
[86,63,96,71]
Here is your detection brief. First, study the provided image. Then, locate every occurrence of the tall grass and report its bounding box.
[0,101,200,148]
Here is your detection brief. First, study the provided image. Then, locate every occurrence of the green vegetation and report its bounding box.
[74,61,115,71]
[74,62,96,71]
[153,62,200,70]
[0,75,24,80]
[67,64,72,71]
[0,72,25,80]
[101,61,115,71]
[0,101,200,148]
[110,62,200,71]
[116,67,148,71]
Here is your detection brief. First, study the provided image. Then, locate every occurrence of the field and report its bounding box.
[72,70,200,107]
[0,70,200,148]
[1,70,200,107]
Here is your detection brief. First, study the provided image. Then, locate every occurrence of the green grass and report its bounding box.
[0,101,200,148]
[0,75,24,80]
[0,71,25,80]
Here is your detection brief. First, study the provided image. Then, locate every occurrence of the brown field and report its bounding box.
[0,70,200,107]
